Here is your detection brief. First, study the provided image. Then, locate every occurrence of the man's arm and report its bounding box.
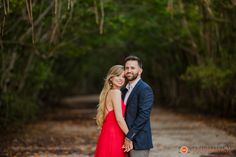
[126,87,154,141]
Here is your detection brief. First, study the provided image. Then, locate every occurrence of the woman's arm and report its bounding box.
[110,89,129,135]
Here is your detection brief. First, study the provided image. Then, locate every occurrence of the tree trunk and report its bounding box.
[178,0,202,64]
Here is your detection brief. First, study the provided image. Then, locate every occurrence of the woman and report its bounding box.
[94,65,129,157]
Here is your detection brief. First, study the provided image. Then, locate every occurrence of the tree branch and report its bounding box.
[99,0,104,34]
[19,1,53,42]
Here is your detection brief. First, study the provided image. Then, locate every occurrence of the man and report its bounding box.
[122,55,154,157]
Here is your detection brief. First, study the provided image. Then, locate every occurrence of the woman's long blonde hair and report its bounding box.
[96,65,124,127]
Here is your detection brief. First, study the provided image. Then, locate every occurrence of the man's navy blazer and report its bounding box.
[121,79,154,150]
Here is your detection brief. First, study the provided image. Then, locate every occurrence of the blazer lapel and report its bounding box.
[126,79,142,106]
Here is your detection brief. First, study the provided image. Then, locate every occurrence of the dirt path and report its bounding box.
[150,108,236,157]
[1,96,236,157]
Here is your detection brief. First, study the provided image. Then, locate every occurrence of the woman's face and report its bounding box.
[110,72,125,89]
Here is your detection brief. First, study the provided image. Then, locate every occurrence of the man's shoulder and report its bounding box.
[139,80,152,90]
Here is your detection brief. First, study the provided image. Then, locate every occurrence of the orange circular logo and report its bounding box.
[179,146,189,154]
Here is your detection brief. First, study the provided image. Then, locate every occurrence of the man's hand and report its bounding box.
[122,137,133,152]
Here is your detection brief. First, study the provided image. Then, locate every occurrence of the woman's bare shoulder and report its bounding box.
[109,89,121,96]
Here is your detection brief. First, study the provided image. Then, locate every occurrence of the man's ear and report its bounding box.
[139,68,143,75]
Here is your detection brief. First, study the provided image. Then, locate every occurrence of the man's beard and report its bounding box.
[126,72,139,81]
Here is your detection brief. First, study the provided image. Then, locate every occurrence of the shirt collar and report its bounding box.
[126,78,141,90]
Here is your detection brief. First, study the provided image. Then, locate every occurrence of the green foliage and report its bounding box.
[28,60,53,91]
[0,93,38,128]
[181,62,233,89]
[8,0,25,11]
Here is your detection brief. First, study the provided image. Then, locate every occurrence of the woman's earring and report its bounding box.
[109,80,113,87]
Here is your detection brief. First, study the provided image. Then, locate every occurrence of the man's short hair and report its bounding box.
[124,55,142,68]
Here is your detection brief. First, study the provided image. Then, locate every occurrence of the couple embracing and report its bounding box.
[94,55,154,157]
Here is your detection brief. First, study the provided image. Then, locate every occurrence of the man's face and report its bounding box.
[124,60,142,81]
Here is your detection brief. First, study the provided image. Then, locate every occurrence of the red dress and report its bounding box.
[94,100,126,157]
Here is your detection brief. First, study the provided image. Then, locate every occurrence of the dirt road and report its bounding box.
[1,95,236,157]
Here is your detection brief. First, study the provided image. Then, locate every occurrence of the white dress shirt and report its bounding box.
[124,78,141,105]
